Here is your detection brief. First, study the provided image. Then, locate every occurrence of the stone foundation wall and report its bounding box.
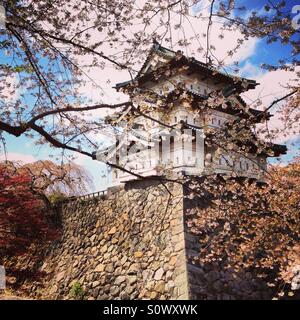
[38,181,274,300]
[42,181,189,300]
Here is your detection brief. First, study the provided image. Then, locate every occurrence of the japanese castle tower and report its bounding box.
[96,41,286,186]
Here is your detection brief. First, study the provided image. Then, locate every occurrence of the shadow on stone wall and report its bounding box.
[182,177,299,300]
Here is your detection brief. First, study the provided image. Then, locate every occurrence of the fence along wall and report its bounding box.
[42,181,189,300]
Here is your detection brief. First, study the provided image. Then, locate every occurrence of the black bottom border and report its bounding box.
[0,300,298,319]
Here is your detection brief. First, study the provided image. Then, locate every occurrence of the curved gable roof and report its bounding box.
[115,40,258,92]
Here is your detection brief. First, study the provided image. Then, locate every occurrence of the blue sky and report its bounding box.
[245,1,300,165]
[1,0,299,192]
[238,0,300,69]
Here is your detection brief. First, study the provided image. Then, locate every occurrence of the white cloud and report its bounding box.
[188,0,259,65]
[239,61,265,79]
[0,152,36,164]
[208,25,259,65]
[242,66,299,144]
[243,68,298,107]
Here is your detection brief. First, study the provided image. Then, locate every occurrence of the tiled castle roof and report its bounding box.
[115,40,258,91]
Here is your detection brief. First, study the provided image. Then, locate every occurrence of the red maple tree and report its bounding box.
[0,164,58,258]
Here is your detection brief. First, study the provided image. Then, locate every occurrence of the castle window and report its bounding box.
[218,158,222,165]
[193,118,196,124]
[246,163,249,170]
[211,117,215,125]
[170,136,174,153]
[190,84,193,90]
[218,119,221,125]
[174,116,177,122]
